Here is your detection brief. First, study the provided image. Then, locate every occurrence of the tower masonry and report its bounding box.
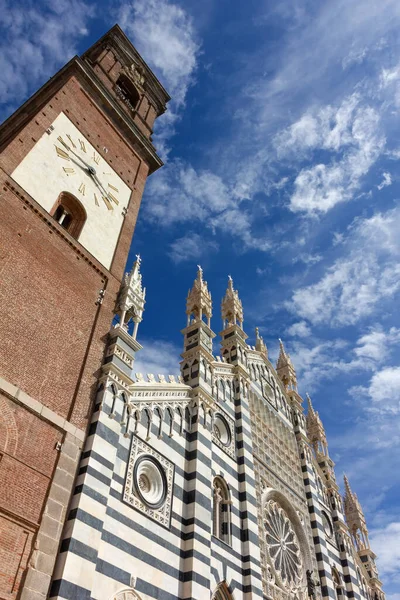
[0,25,169,600]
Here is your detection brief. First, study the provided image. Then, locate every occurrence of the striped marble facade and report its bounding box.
[50,266,385,600]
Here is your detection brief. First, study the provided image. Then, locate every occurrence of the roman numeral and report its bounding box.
[103,172,112,176]
[66,134,76,148]
[62,167,75,176]
[78,183,86,195]
[55,145,70,160]
[94,193,100,207]
[108,192,119,205]
[57,136,70,150]
[108,183,119,192]
[79,139,86,152]
[102,196,113,211]
[93,152,100,165]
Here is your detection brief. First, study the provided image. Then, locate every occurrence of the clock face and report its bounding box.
[11,112,132,269]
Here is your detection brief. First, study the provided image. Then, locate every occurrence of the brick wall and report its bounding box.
[0,64,159,599]
[0,393,64,599]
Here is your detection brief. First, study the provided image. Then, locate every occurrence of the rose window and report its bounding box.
[264,501,302,588]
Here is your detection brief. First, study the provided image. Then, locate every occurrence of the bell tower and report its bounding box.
[0,25,169,600]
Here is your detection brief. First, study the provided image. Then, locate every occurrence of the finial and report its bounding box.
[255,326,260,337]
[135,253,141,264]
[221,275,244,328]
[276,338,297,391]
[186,266,212,326]
[306,393,315,416]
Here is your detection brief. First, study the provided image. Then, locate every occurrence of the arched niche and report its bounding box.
[51,191,86,239]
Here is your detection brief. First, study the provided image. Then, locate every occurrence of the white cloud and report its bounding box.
[145,161,231,224]
[168,232,218,264]
[292,253,322,266]
[286,321,311,338]
[286,326,400,393]
[281,97,385,214]
[369,522,400,579]
[144,160,272,251]
[0,0,94,118]
[380,63,400,88]
[377,171,392,190]
[354,327,400,362]
[287,207,400,326]
[350,366,400,414]
[133,338,181,379]
[118,0,199,156]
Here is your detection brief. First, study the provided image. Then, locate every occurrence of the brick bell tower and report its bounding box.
[0,25,169,600]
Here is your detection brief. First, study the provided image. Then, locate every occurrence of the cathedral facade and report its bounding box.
[47,262,385,600]
[0,25,385,600]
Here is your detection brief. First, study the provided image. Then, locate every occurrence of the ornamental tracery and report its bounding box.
[264,500,302,589]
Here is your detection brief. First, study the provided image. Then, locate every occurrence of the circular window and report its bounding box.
[213,413,231,447]
[133,455,167,509]
[264,500,302,589]
[321,511,333,538]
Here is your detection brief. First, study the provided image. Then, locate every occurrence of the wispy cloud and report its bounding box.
[287,326,400,393]
[274,94,385,214]
[286,321,311,338]
[144,160,272,252]
[168,232,218,264]
[133,338,181,379]
[286,207,400,327]
[377,171,392,190]
[0,0,94,119]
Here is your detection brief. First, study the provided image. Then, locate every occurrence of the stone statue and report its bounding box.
[307,569,320,599]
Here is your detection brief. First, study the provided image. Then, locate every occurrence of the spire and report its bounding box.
[343,475,370,552]
[276,339,297,391]
[186,265,212,327]
[255,327,268,358]
[115,254,146,339]
[306,393,315,417]
[306,393,328,457]
[221,275,244,329]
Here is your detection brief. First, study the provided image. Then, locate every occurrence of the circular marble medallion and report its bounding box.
[213,413,231,447]
[133,455,167,509]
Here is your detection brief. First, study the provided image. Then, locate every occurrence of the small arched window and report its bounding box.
[51,192,86,239]
[116,74,140,111]
[213,477,231,545]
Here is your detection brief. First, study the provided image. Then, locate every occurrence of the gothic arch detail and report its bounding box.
[110,589,142,600]
[212,580,234,600]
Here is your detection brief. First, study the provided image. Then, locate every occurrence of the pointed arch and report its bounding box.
[213,476,231,545]
[51,191,86,239]
[332,567,344,598]
[212,580,234,600]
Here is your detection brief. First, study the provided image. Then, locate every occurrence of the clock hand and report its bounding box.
[67,154,91,173]
[60,140,93,171]
[91,171,111,200]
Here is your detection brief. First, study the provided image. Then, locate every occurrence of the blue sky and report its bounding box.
[1,0,400,595]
